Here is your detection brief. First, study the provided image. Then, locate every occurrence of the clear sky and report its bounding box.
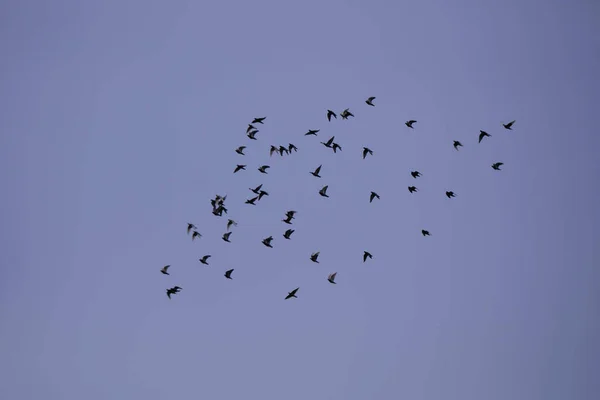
[1,0,599,399]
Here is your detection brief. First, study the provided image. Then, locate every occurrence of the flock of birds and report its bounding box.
[161,96,516,300]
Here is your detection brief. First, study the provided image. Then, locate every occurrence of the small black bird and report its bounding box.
[222,232,232,242]
[366,97,376,106]
[199,255,211,265]
[246,124,255,134]
[288,143,298,153]
[234,164,246,173]
[310,165,322,178]
[227,219,237,231]
[247,130,258,140]
[492,162,504,170]
[446,191,456,198]
[363,251,373,262]
[192,231,202,240]
[340,108,354,119]
[285,287,299,300]
[235,146,246,155]
[250,184,263,194]
[258,190,269,200]
[270,145,279,157]
[453,141,463,150]
[310,252,320,263]
[362,147,373,159]
[245,196,258,205]
[319,185,329,197]
[224,269,234,279]
[421,230,430,237]
[160,265,170,275]
[262,236,274,248]
[327,110,337,121]
[327,272,337,284]
[370,191,380,203]
[332,143,342,153]
[283,229,295,239]
[258,165,270,174]
[411,171,421,178]
[252,117,266,124]
[405,120,417,128]
[187,223,196,235]
[503,120,515,130]
[321,136,335,148]
[479,130,491,143]
[305,129,320,136]
[408,186,418,193]
[278,145,289,156]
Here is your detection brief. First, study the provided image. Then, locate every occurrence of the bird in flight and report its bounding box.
[283,229,295,239]
[492,162,504,170]
[235,146,246,155]
[366,96,376,106]
[258,190,269,200]
[224,269,234,279]
[166,286,182,299]
[479,130,491,143]
[340,108,354,119]
[222,232,232,242]
[234,164,246,173]
[305,129,320,136]
[319,185,329,198]
[503,120,515,130]
[446,191,456,198]
[408,186,418,193]
[327,110,337,121]
[321,136,335,148]
[250,184,263,194]
[405,120,417,128]
[327,272,337,284]
[245,196,258,205]
[363,251,373,262]
[247,130,258,140]
[192,231,202,240]
[370,191,380,203]
[310,165,322,178]
[288,143,298,153]
[310,252,320,263]
[453,140,463,150]
[160,265,170,275]
[262,236,274,248]
[227,219,237,231]
[362,147,373,159]
[285,287,299,300]
[199,255,211,265]
[252,117,266,124]
[187,223,196,235]
[422,230,430,236]
[411,171,422,178]
[270,145,279,157]
[282,210,297,224]
[246,124,255,134]
[258,165,270,174]
[332,142,342,153]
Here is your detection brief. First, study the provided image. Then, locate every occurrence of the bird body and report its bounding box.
[503,120,515,130]
[285,288,299,299]
[283,229,295,239]
[492,162,504,170]
[366,97,375,106]
[319,185,329,197]
[363,251,373,262]
[258,165,270,174]
[234,164,246,173]
[362,147,373,159]
[328,272,337,284]
[160,265,170,275]
[262,236,274,248]
[370,191,380,203]
[310,252,320,263]
[224,269,234,279]
[305,129,319,136]
[222,232,232,242]
[479,130,491,143]
[453,140,463,150]
[405,120,417,128]
[200,255,211,265]
[310,165,322,178]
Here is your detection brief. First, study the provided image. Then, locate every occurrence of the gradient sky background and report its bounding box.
[1,0,599,399]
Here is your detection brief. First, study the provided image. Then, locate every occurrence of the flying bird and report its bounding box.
[285,210,297,219]
[246,124,255,134]
[278,145,289,156]
[252,117,266,124]
[250,184,263,194]
[262,236,274,248]
[319,185,329,197]
[310,165,322,178]
[422,230,430,236]
[370,191,380,203]
[366,97,376,106]
[288,143,298,153]
[479,130,491,143]
[340,108,354,119]
[446,191,456,198]
[327,110,337,121]
[492,162,504,170]
[362,147,373,159]
[227,219,237,231]
[199,255,211,265]
[270,145,279,157]
[283,210,297,224]
[453,140,463,150]
[245,196,258,205]
[234,164,246,173]
[160,265,170,275]
[327,272,337,284]
[235,146,246,155]
[363,251,373,262]
[405,120,417,128]
[247,130,258,140]
[332,142,342,153]
[222,232,232,242]
[305,129,320,136]
[258,190,269,200]
[224,269,234,279]
[192,231,202,240]
[321,136,335,148]
[283,229,295,239]
[503,120,515,130]
[258,165,270,174]
[411,171,421,178]
[187,223,196,235]
[166,286,182,299]
[408,186,418,193]
[310,252,320,263]
[285,287,299,300]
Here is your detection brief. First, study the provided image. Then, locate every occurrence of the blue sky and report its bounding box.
[1,0,599,399]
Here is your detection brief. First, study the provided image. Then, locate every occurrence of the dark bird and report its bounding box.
[285,287,299,300]
[258,190,269,200]
[262,236,274,248]
[321,136,335,148]
[453,140,463,150]
[250,184,263,194]
[282,210,297,224]
[363,251,373,262]
[247,130,258,140]
[285,210,297,219]
[222,232,232,242]
[408,186,418,193]
[288,143,298,153]
[246,124,255,134]
[362,147,373,159]
[319,185,329,197]
[212,205,226,216]
[305,129,320,136]
[327,272,337,284]
[166,287,181,299]
[245,196,258,205]
[235,146,246,155]
[370,191,380,203]
[411,171,422,178]
[366,97,376,106]
[446,191,456,198]
[224,269,234,279]
[283,229,295,239]
[258,165,270,174]
[405,120,417,128]
[340,108,354,119]
[310,165,322,178]
[492,162,504,170]
[234,164,246,173]
[479,130,491,143]
[332,142,342,153]
[252,117,266,124]
[422,230,430,236]
[199,255,211,265]
[278,145,289,156]
[503,120,516,130]
[270,145,279,157]
[160,265,170,275]
[327,110,337,121]
[192,231,202,240]
[310,252,320,263]
[187,223,196,235]
[227,219,237,231]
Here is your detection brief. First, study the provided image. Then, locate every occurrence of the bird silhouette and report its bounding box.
[310,252,320,263]
[321,136,335,148]
[362,147,373,159]
[327,110,337,121]
[222,232,232,242]
[258,165,270,174]
[327,272,337,284]
[252,117,266,124]
[187,223,196,235]
[192,231,202,240]
[319,185,329,197]
[405,120,417,128]
[245,196,258,205]
[446,191,456,198]
[310,165,322,178]
[234,164,246,173]
[422,230,430,237]
[363,251,373,262]
[262,236,274,248]
[503,120,515,130]
[408,186,418,193]
[224,269,234,279]
[370,191,380,203]
[479,130,491,143]
[235,146,246,155]
[411,171,422,178]
[227,219,237,231]
[283,229,295,239]
[199,255,211,265]
[453,140,463,150]
[285,287,299,300]
[366,97,376,106]
[160,265,170,275]
[492,162,504,170]
[305,129,320,136]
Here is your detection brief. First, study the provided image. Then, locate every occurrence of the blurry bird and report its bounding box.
[224,269,234,279]
[332,142,342,153]
[362,147,373,159]
[310,252,320,263]
[479,130,491,143]
[283,229,295,239]
[340,108,354,119]
[270,145,279,157]
[310,165,322,178]
[327,110,337,121]
[305,129,319,136]
[187,223,196,235]
[411,171,421,178]
[370,191,380,203]
[166,286,181,299]
[408,186,418,193]
[453,140,463,150]
[288,143,298,153]
[235,146,246,155]
[234,164,246,173]
[319,185,329,197]
[258,165,270,174]
[222,232,232,242]
[422,230,430,237]
[285,288,299,300]
[366,97,376,106]
[446,191,456,198]
[321,136,335,148]
[285,210,297,219]
[250,184,263,194]
[278,145,289,156]
[258,190,269,200]
[503,120,515,130]
[262,236,274,248]
[363,251,373,262]
[405,120,417,128]
[246,124,255,133]
[492,162,504,170]
[247,130,258,140]
[192,231,202,240]
[245,196,258,205]
[327,272,337,284]
[252,117,266,124]
[282,215,294,224]
[160,265,170,275]
[227,219,237,231]
[199,255,211,265]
